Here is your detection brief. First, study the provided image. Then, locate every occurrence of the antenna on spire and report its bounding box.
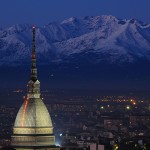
[30,25,37,81]
[27,26,40,98]
[32,24,35,29]
[32,25,36,53]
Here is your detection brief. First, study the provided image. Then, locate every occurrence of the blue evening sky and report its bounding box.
[0,0,149,28]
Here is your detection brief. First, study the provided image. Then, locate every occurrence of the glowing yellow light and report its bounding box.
[114,144,119,150]
[130,99,133,102]
[101,106,104,109]
[126,106,130,110]
[133,102,136,105]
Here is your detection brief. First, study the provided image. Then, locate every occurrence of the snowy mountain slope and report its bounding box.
[0,15,150,65]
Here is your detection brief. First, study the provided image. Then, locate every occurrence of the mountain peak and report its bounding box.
[61,17,78,24]
[0,15,150,66]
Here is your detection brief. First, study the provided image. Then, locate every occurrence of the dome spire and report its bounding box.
[11,26,55,149]
[30,25,37,82]
[27,26,41,98]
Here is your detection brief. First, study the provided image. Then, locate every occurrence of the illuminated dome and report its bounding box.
[11,27,56,149]
[14,98,52,128]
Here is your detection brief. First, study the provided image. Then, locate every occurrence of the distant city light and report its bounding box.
[130,99,133,102]
[133,102,136,105]
[55,141,60,147]
[126,106,130,110]
[114,144,119,150]
[101,106,104,109]
[56,143,60,147]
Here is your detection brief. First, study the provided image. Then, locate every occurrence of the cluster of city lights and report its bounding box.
[130,99,136,105]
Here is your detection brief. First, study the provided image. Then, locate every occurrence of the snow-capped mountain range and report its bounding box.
[0,15,150,66]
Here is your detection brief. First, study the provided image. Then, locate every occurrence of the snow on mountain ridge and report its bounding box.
[0,15,150,65]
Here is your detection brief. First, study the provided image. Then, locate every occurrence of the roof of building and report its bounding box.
[14,98,53,128]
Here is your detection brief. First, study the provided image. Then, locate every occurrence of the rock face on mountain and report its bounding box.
[0,15,150,66]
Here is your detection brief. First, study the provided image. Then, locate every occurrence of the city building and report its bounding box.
[11,26,59,150]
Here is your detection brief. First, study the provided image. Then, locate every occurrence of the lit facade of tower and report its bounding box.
[11,26,57,150]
